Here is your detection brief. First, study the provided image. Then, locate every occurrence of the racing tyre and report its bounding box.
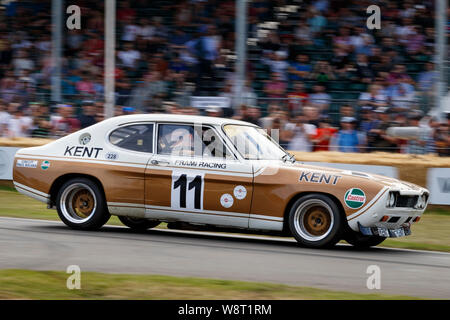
[344,231,386,248]
[56,178,110,230]
[119,216,160,230]
[288,194,343,248]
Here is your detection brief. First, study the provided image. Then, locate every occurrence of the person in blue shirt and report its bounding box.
[288,54,312,82]
[330,117,363,153]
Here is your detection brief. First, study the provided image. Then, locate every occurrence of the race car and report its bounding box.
[12,114,429,248]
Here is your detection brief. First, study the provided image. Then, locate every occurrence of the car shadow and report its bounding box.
[30,223,412,255]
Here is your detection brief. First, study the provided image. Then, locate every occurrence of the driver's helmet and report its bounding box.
[169,128,193,155]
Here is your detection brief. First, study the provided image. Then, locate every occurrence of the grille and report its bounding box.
[395,195,418,208]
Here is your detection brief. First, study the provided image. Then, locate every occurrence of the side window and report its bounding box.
[109,124,154,153]
[158,124,195,156]
[201,126,233,159]
[157,124,233,159]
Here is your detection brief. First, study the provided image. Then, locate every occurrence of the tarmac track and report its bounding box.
[0,217,449,298]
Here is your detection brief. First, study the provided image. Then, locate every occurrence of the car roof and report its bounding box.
[106,114,258,127]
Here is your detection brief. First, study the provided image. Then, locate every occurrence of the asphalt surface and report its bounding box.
[0,217,449,298]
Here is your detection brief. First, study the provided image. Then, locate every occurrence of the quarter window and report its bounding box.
[109,124,154,153]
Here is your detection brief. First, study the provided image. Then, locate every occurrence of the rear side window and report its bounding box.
[109,124,154,153]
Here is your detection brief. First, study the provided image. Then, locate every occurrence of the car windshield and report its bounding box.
[223,124,290,160]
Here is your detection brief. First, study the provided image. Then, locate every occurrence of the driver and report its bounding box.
[161,128,194,156]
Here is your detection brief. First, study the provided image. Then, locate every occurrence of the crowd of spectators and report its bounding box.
[0,0,449,155]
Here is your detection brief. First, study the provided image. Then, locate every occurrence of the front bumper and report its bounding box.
[347,186,428,237]
[358,222,411,238]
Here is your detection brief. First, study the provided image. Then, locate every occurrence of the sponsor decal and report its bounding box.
[16,159,38,168]
[41,160,50,170]
[220,193,234,208]
[299,171,342,185]
[233,185,247,200]
[173,160,226,169]
[64,146,103,158]
[105,152,118,160]
[79,133,91,145]
[344,188,366,209]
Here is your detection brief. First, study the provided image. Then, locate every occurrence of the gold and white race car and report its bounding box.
[13,114,429,248]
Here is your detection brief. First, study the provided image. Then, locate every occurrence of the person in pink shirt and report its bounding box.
[76,72,95,95]
[264,72,287,99]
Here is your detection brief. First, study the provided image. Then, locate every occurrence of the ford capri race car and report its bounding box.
[13,114,429,248]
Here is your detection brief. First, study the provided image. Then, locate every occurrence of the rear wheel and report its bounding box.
[118,216,160,231]
[288,194,343,248]
[56,178,110,230]
[344,231,386,248]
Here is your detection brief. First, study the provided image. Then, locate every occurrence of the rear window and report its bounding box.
[109,124,154,153]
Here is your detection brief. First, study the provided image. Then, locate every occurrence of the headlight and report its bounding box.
[415,194,427,209]
[420,194,427,208]
[387,192,396,207]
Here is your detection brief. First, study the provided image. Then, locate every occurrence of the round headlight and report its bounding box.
[420,195,427,208]
[388,193,396,207]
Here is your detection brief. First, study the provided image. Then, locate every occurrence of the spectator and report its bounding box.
[367,107,399,152]
[242,106,262,126]
[287,114,317,152]
[78,100,97,129]
[29,102,51,138]
[264,72,287,99]
[268,117,291,149]
[311,60,335,84]
[358,84,388,110]
[265,51,289,81]
[309,84,331,113]
[405,113,435,154]
[118,42,141,69]
[4,103,32,138]
[0,99,10,135]
[417,62,437,92]
[288,54,312,82]
[122,106,136,115]
[287,81,309,115]
[52,104,80,137]
[330,117,365,153]
[312,117,338,151]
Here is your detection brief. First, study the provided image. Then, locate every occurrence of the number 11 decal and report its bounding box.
[171,170,204,210]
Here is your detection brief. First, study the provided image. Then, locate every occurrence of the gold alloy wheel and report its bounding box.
[303,206,332,236]
[293,199,335,242]
[71,189,95,218]
[60,183,98,224]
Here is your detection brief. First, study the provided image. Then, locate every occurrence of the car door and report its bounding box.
[144,122,253,228]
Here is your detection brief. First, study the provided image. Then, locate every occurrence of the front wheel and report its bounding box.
[288,194,343,248]
[119,216,160,231]
[344,231,386,248]
[56,178,110,230]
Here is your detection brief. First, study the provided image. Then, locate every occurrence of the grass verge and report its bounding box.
[0,269,421,300]
[0,187,449,252]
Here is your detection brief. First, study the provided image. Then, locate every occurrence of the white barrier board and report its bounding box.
[427,168,450,205]
[0,147,20,180]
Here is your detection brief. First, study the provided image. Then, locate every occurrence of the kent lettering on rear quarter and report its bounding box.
[299,171,342,185]
[64,146,103,158]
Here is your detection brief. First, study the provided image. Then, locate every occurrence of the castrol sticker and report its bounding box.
[344,188,366,209]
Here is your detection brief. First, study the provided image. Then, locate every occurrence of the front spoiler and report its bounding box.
[358,222,411,238]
